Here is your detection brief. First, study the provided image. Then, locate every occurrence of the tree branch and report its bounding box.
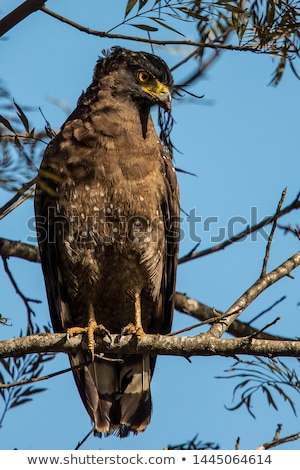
[1,332,300,359]
[260,188,287,278]
[179,192,300,264]
[0,238,40,263]
[0,0,46,37]
[208,251,300,338]
[174,293,290,341]
[0,238,297,342]
[40,6,278,55]
[256,430,300,450]
[0,178,36,220]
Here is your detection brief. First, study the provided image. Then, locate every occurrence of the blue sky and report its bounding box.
[1,0,300,450]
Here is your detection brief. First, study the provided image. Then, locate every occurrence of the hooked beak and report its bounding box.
[158,89,172,112]
[141,80,172,112]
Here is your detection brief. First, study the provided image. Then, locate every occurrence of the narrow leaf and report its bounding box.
[125,0,138,17]
[0,115,15,133]
[138,0,148,11]
[216,1,245,13]
[13,100,30,133]
[150,17,186,36]
[22,387,47,397]
[10,398,32,409]
[262,386,278,410]
[129,23,158,31]
[14,135,22,149]
[178,7,209,21]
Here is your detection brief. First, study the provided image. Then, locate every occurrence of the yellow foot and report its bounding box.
[120,322,145,340]
[67,321,111,358]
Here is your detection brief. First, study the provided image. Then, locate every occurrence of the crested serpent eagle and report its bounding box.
[34,47,180,437]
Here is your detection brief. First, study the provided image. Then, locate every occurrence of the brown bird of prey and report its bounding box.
[34,47,180,437]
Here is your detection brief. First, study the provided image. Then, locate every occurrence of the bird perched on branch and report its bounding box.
[34,47,180,437]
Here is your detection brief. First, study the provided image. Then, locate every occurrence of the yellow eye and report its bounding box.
[137,71,151,83]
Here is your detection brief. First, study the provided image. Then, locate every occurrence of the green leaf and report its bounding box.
[177,7,209,21]
[273,384,297,415]
[150,17,185,36]
[224,4,245,14]
[10,398,32,409]
[237,23,247,42]
[22,386,47,397]
[14,135,22,149]
[216,1,245,14]
[231,12,239,31]
[125,0,138,17]
[13,100,30,133]
[217,0,244,12]
[262,386,278,410]
[138,0,148,11]
[129,23,158,31]
[0,115,15,133]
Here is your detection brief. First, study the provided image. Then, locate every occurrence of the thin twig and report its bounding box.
[181,241,201,260]
[175,293,291,341]
[261,188,287,277]
[274,424,282,441]
[208,251,300,338]
[40,6,279,55]
[0,186,35,220]
[256,430,300,450]
[0,316,11,326]
[169,310,237,336]
[277,222,300,240]
[179,191,300,264]
[2,257,41,333]
[170,47,201,72]
[75,428,95,450]
[0,131,49,145]
[248,296,286,325]
[0,360,91,390]
[246,317,281,340]
[0,178,36,220]
[175,30,233,89]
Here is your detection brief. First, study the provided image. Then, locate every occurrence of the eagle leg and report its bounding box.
[67,304,111,359]
[134,292,145,339]
[120,292,145,339]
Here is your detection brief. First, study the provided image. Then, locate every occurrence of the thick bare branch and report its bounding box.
[0,237,297,342]
[208,251,300,338]
[175,293,290,341]
[0,0,46,37]
[0,238,40,262]
[1,332,300,360]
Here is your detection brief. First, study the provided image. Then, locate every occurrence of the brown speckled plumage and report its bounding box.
[34,48,180,437]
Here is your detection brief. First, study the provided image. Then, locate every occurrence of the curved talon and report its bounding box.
[120,322,136,336]
[120,322,145,340]
[135,326,145,340]
[67,321,111,359]
[67,326,87,339]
